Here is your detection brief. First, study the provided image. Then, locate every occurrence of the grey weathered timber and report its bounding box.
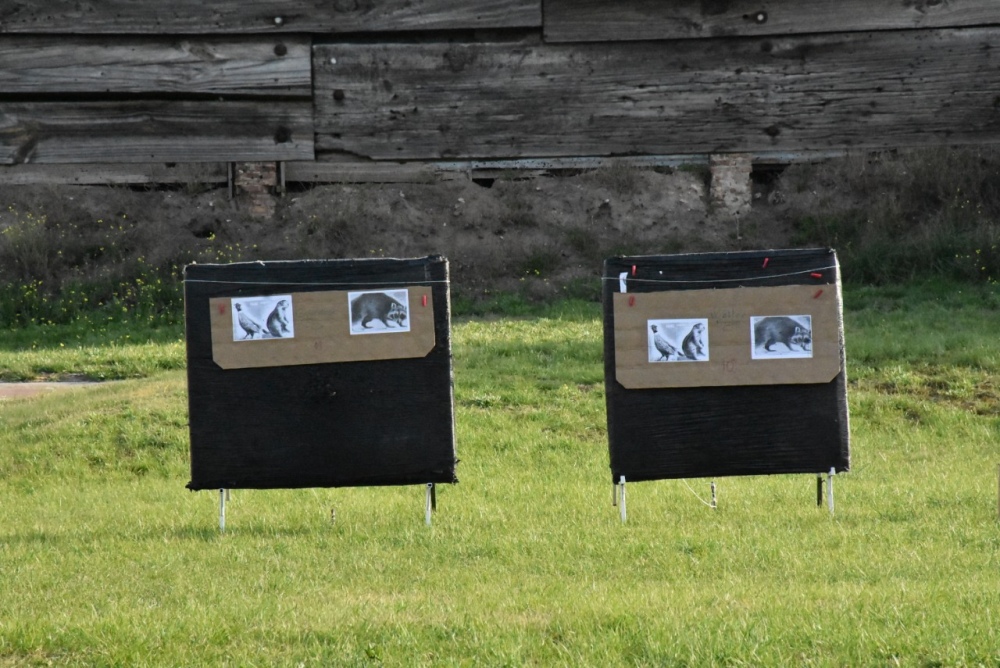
[0,0,540,34]
[0,101,313,164]
[284,160,460,184]
[0,37,310,96]
[314,28,1000,161]
[0,162,228,185]
[544,0,1000,42]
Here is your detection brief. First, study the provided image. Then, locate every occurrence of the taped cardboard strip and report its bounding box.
[614,284,842,388]
[210,286,435,369]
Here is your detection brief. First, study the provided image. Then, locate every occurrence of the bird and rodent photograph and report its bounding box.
[647,318,709,363]
[232,295,294,341]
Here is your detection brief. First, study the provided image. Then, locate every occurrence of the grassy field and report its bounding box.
[1,283,999,666]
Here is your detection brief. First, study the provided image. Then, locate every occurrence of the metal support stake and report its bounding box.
[425,483,434,526]
[710,481,717,510]
[619,475,627,523]
[219,488,227,533]
[827,467,836,515]
[817,474,824,506]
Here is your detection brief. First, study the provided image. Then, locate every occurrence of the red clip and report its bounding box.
[810,272,823,279]
[422,294,428,307]
[813,289,824,299]
[631,265,637,277]
[762,257,770,268]
[628,295,635,307]
[218,304,226,314]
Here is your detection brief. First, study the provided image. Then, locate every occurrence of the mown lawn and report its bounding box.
[1,283,999,666]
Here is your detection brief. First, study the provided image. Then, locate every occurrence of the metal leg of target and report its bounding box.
[619,476,627,523]
[710,481,717,510]
[817,474,824,507]
[425,483,435,526]
[219,488,227,533]
[827,467,836,515]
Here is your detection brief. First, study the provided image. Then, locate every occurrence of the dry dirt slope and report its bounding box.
[2,162,803,305]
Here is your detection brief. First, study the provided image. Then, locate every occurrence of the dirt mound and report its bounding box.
[0,164,800,305]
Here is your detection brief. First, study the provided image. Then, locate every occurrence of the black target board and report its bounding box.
[184,256,457,490]
[603,248,850,483]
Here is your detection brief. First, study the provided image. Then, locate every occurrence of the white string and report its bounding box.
[606,264,838,285]
[681,479,716,508]
[184,278,449,287]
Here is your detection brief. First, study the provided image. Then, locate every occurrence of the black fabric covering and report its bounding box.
[184,256,457,490]
[603,248,850,483]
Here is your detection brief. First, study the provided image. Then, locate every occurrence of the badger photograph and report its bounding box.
[231,295,295,341]
[647,318,709,363]
[349,289,410,334]
[750,315,813,359]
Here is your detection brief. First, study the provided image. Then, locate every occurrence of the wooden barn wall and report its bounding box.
[1,0,999,175]
[313,27,1000,161]
[0,36,314,164]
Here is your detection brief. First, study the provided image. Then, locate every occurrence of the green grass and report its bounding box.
[1,283,1000,666]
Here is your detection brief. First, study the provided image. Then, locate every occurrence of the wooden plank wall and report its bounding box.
[0,36,314,164]
[313,28,1000,161]
[1,0,999,179]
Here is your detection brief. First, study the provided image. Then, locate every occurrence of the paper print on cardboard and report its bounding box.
[232,295,294,341]
[648,318,709,363]
[349,289,411,334]
[751,315,812,359]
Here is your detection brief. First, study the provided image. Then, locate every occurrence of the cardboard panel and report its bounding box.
[613,285,842,388]
[209,287,435,369]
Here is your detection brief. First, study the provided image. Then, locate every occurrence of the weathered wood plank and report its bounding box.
[0,101,313,164]
[0,0,540,34]
[314,28,1000,160]
[0,37,310,96]
[284,160,459,184]
[544,0,1000,42]
[0,162,228,185]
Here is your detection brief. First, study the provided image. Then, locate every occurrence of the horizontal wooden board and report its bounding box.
[0,100,313,164]
[544,0,1000,42]
[0,37,310,96]
[0,162,228,185]
[0,0,540,34]
[284,160,453,184]
[314,28,1000,160]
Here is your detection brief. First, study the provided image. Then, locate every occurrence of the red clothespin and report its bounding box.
[422,294,428,307]
[810,272,823,279]
[813,289,824,299]
[218,304,226,314]
[631,265,637,277]
[762,257,770,268]
[628,295,635,307]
